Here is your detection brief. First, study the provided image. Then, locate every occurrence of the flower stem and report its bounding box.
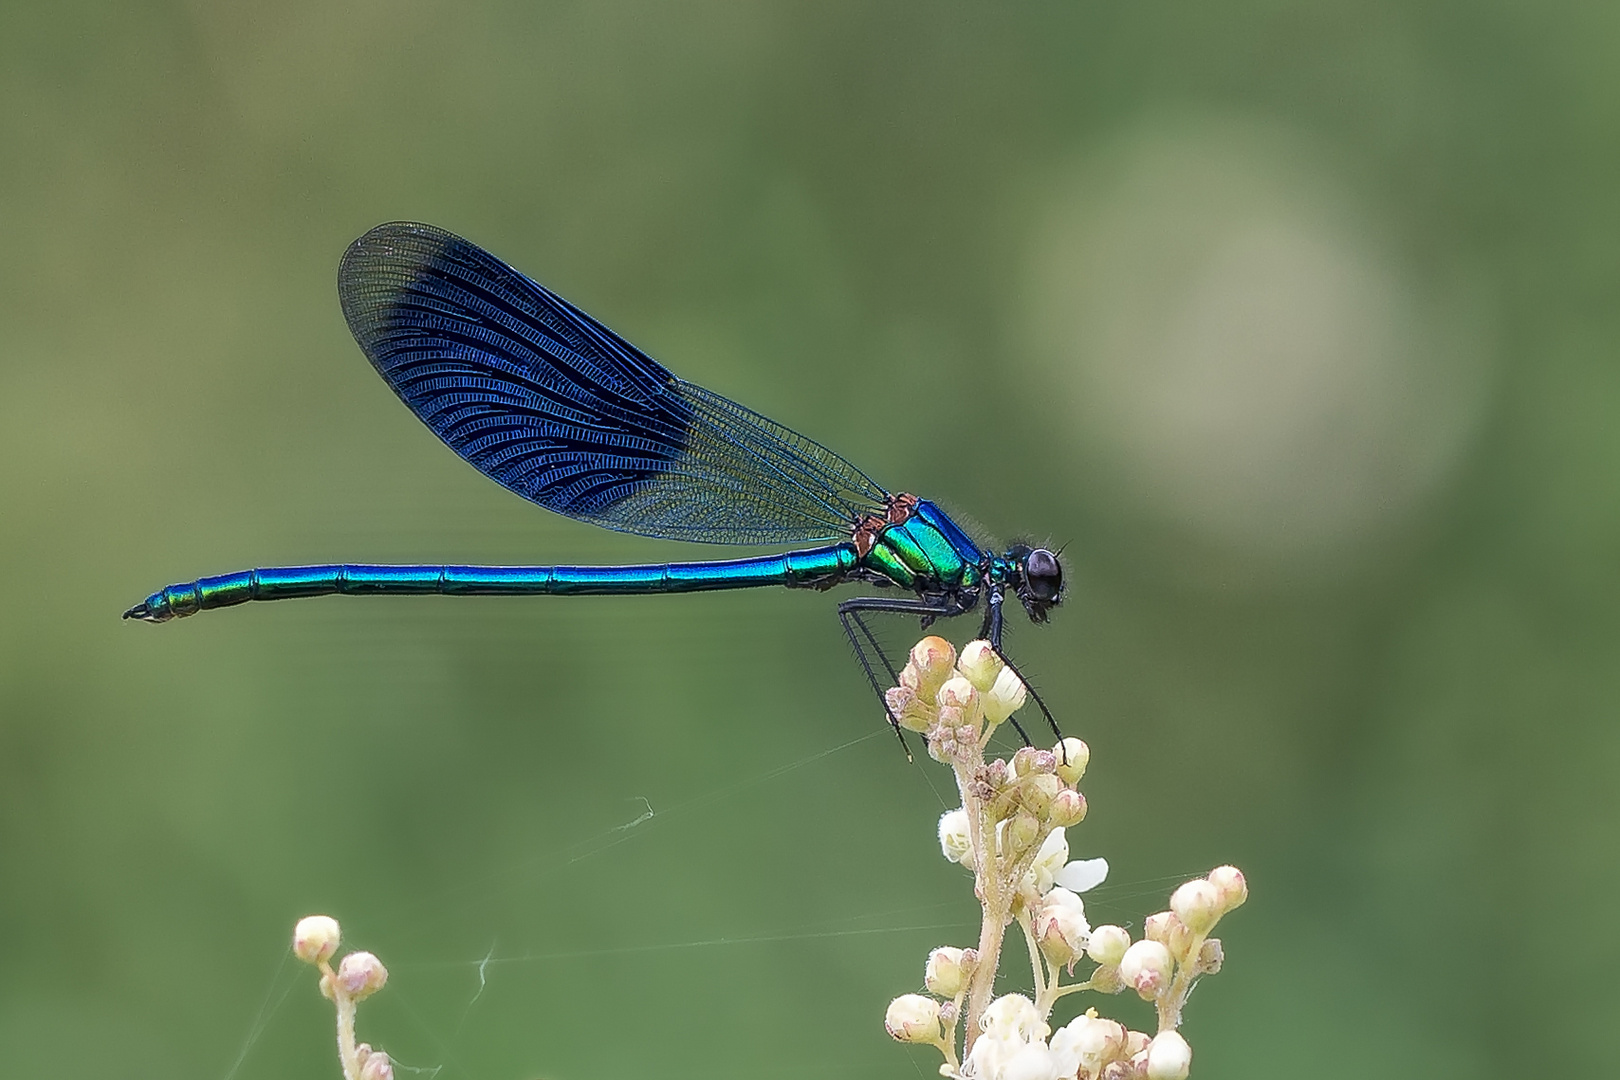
[1155,930,1209,1032]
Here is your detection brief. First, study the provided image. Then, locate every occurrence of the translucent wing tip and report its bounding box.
[339,221,455,316]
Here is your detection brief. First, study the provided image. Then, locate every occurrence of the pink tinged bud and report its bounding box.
[1118,940,1173,1001]
[1034,901,1089,968]
[926,947,972,998]
[1171,879,1223,935]
[1145,1030,1192,1080]
[1099,1063,1134,1080]
[293,915,341,965]
[1047,788,1087,826]
[1054,738,1089,784]
[958,640,1005,692]
[1011,746,1050,776]
[1125,1030,1153,1057]
[938,1000,958,1025]
[1143,911,1175,944]
[935,703,970,735]
[358,1050,394,1080]
[908,637,957,694]
[1086,924,1131,967]
[937,675,980,714]
[885,994,942,1043]
[335,951,389,1001]
[1021,772,1063,816]
[1208,865,1248,912]
[886,686,934,733]
[983,666,1028,726]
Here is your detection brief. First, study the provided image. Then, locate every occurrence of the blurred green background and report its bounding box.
[3,1,1618,1077]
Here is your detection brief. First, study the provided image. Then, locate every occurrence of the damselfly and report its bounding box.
[125,223,1065,743]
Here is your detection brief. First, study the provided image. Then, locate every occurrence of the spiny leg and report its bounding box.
[836,595,1026,754]
[847,607,903,686]
[838,605,912,757]
[838,595,959,735]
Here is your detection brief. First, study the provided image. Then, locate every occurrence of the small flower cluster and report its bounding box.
[881,637,1247,1080]
[293,915,394,1080]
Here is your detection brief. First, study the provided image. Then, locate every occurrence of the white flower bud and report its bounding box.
[885,994,942,1043]
[359,1050,394,1080]
[1208,865,1248,912]
[982,666,1028,726]
[293,915,341,965]
[958,639,1005,692]
[1046,788,1087,826]
[1118,940,1172,1000]
[904,637,957,696]
[1143,911,1175,944]
[1053,738,1089,784]
[1145,1030,1192,1080]
[1125,1031,1152,1057]
[1086,924,1130,966]
[1171,879,1223,935]
[925,946,972,998]
[335,951,388,1001]
[938,808,973,864]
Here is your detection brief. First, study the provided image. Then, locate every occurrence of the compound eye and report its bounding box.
[1024,548,1062,602]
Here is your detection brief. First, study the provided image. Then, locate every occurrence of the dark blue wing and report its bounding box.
[337,222,889,545]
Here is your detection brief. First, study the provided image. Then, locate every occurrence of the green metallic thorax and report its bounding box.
[857,499,985,592]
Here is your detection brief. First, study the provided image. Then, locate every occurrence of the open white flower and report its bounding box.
[1024,827,1069,894]
[980,993,1047,1044]
[999,1040,1058,1080]
[1050,1012,1128,1078]
[1053,856,1109,894]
